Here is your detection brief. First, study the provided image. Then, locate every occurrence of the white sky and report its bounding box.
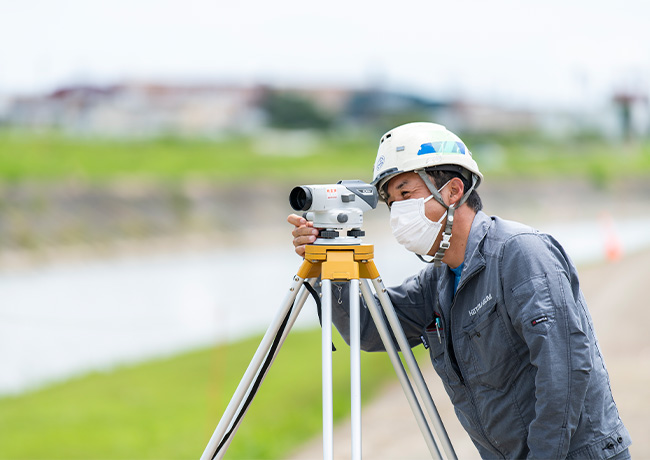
[1,0,649,108]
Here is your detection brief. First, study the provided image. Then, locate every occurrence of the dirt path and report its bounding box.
[287,248,650,459]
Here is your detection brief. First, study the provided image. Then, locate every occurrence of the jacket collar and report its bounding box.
[437,211,491,309]
[462,210,491,278]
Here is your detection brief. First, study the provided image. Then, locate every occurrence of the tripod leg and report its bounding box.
[371,277,457,460]
[349,279,362,460]
[359,279,443,460]
[321,278,334,460]
[212,280,316,458]
[201,274,308,460]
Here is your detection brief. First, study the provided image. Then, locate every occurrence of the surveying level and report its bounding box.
[200,242,458,460]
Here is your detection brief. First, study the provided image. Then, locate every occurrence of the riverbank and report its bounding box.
[1,176,650,272]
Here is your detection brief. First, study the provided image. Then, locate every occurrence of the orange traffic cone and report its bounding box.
[601,213,623,262]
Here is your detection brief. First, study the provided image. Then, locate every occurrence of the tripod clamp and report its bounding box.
[201,244,457,460]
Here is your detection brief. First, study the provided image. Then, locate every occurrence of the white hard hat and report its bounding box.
[371,122,482,200]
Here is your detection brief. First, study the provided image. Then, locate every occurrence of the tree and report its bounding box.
[260,91,333,130]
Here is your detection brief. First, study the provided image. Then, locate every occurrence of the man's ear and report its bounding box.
[448,177,465,206]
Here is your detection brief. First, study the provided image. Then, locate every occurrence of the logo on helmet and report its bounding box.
[375,155,385,171]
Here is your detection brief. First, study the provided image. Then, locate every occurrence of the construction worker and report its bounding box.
[288,122,631,459]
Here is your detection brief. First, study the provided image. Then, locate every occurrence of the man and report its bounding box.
[288,122,631,459]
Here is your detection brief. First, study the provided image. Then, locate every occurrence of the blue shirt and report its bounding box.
[450,262,464,298]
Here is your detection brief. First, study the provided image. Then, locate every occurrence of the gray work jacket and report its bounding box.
[331,211,631,459]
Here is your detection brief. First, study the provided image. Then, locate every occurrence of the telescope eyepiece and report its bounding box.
[289,186,313,211]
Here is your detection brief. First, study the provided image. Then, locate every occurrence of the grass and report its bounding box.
[0,328,406,459]
[0,130,649,185]
[467,135,650,186]
[0,130,377,183]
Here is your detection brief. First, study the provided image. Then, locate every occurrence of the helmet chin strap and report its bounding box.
[415,170,478,267]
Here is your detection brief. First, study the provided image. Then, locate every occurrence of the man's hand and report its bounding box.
[288,214,319,257]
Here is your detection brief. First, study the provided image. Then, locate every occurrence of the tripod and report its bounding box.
[201,243,457,460]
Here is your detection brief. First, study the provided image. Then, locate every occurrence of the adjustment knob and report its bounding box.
[319,230,340,238]
[347,229,365,237]
[337,213,348,223]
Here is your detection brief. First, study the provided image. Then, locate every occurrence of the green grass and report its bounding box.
[0,131,377,183]
[1,130,649,185]
[0,328,405,459]
[469,135,650,185]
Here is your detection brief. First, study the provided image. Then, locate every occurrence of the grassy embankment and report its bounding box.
[0,329,407,459]
[0,130,649,183]
[0,130,649,459]
[0,131,377,183]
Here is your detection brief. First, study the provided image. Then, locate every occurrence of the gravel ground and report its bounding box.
[287,248,650,459]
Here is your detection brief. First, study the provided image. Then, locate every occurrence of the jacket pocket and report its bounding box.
[425,322,446,374]
[464,302,519,390]
[424,320,456,399]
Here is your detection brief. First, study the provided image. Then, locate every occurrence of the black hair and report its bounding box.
[425,168,483,213]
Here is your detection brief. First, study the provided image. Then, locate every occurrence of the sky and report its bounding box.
[1,0,649,109]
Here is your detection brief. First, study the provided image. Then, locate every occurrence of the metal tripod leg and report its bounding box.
[200,275,312,460]
[359,279,443,460]
[322,277,362,460]
[349,279,362,460]
[321,278,334,460]
[370,276,457,460]
[212,279,315,459]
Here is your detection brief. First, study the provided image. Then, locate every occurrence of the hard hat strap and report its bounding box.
[416,170,448,210]
[431,204,455,267]
[415,169,479,267]
[416,169,478,209]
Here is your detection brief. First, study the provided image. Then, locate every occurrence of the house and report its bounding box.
[2,80,626,139]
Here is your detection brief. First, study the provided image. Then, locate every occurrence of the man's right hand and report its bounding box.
[288,214,319,257]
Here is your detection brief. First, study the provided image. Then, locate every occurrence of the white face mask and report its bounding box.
[389,182,449,256]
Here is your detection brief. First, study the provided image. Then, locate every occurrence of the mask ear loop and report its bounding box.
[415,170,478,267]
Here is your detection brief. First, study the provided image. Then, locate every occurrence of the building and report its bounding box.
[1,80,623,138]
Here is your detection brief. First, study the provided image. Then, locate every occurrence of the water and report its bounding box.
[1,216,649,396]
